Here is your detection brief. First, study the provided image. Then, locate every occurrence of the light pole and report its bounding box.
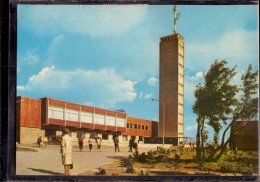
[151,98,165,148]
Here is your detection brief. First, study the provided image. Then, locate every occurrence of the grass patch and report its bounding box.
[16,147,38,152]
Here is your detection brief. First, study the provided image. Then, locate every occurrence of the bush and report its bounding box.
[126,166,135,173]
[96,167,106,175]
[123,155,136,173]
[136,152,147,163]
[174,153,180,162]
[122,155,135,168]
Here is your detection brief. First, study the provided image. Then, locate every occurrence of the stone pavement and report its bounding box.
[16,143,160,176]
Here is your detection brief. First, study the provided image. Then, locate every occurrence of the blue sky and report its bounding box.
[17,5,259,139]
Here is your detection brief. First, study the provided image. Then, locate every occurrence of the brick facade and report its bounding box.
[159,33,184,138]
[16,96,156,144]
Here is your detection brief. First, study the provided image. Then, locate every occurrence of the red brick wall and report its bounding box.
[81,123,94,129]
[49,118,65,126]
[122,116,152,137]
[49,98,65,107]
[18,96,42,128]
[81,105,94,112]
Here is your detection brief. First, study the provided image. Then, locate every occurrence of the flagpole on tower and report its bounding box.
[174,5,176,34]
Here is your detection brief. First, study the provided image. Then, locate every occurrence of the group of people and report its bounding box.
[78,136,102,152]
[59,128,140,175]
[128,136,138,153]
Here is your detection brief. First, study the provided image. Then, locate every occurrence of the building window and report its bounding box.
[80,111,92,123]
[130,123,133,128]
[95,114,105,125]
[145,126,148,130]
[134,124,137,129]
[107,116,116,126]
[48,105,64,120]
[138,125,141,129]
[142,125,145,130]
[117,118,125,127]
[102,134,108,140]
[65,108,79,121]
[127,123,129,128]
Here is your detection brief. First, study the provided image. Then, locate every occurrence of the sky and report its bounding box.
[17,5,259,139]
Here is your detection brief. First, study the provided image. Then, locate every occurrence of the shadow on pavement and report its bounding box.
[27,168,63,175]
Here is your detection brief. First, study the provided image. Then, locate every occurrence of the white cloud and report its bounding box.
[147,77,158,86]
[144,93,153,99]
[21,5,148,37]
[18,66,138,108]
[189,71,204,80]
[186,124,197,131]
[17,85,29,90]
[28,65,55,83]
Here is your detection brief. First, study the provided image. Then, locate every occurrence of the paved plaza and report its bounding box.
[16,143,159,176]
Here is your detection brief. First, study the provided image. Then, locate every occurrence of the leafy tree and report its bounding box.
[193,60,258,161]
[213,64,258,160]
[193,60,237,160]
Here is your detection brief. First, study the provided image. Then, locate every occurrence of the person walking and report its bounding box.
[37,136,42,147]
[133,137,138,154]
[60,128,73,175]
[78,136,84,151]
[88,137,93,152]
[114,136,120,152]
[95,136,102,152]
[128,137,133,152]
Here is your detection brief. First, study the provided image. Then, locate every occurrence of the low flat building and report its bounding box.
[16,96,155,145]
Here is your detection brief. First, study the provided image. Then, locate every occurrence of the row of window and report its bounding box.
[127,123,149,130]
[48,105,125,127]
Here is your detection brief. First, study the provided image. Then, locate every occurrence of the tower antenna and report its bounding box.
[173,5,180,34]
[173,5,176,34]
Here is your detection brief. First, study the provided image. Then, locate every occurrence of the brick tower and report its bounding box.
[159,33,184,141]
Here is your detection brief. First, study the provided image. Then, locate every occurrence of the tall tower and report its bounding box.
[159,6,184,141]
